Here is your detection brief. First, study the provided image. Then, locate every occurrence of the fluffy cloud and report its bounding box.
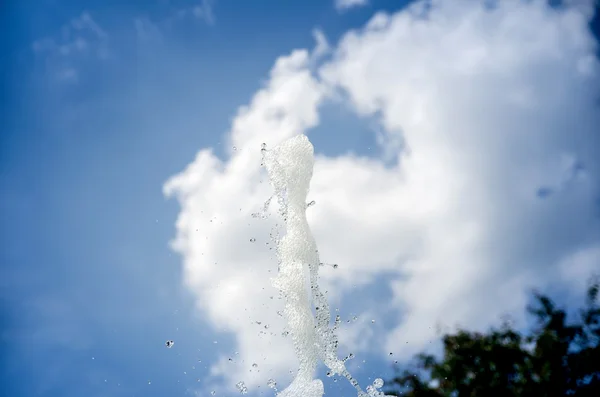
[165,0,600,393]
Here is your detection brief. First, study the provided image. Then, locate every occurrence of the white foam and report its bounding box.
[262,134,390,397]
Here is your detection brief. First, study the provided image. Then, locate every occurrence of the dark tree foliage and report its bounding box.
[385,278,600,397]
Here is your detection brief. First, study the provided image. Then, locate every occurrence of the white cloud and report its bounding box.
[32,2,215,83]
[192,0,215,25]
[311,29,330,62]
[71,12,108,40]
[165,0,216,27]
[165,0,600,393]
[31,11,109,83]
[558,245,600,291]
[134,17,163,42]
[335,0,369,12]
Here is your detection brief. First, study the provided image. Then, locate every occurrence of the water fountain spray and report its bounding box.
[261,135,390,397]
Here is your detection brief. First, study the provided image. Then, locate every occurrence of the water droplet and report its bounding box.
[333,264,338,269]
[389,352,393,355]
[261,143,267,151]
[252,363,258,368]
[306,200,316,208]
[373,378,384,388]
[165,340,174,348]
[148,381,151,385]
[233,146,237,151]
[349,353,355,359]
[353,316,358,321]
[250,238,256,242]
[267,379,277,389]
[236,381,248,394]
[211,391,216,396]
[371,319,376,323]
[326,371,333,377]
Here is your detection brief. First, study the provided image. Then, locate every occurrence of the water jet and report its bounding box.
[260,134,390,397]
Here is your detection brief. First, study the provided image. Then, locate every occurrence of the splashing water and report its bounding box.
[236,381,248,394]
[267,378,278,390]
[261,135,390,397]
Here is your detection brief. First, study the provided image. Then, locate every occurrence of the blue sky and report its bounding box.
[2,1,600,397]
